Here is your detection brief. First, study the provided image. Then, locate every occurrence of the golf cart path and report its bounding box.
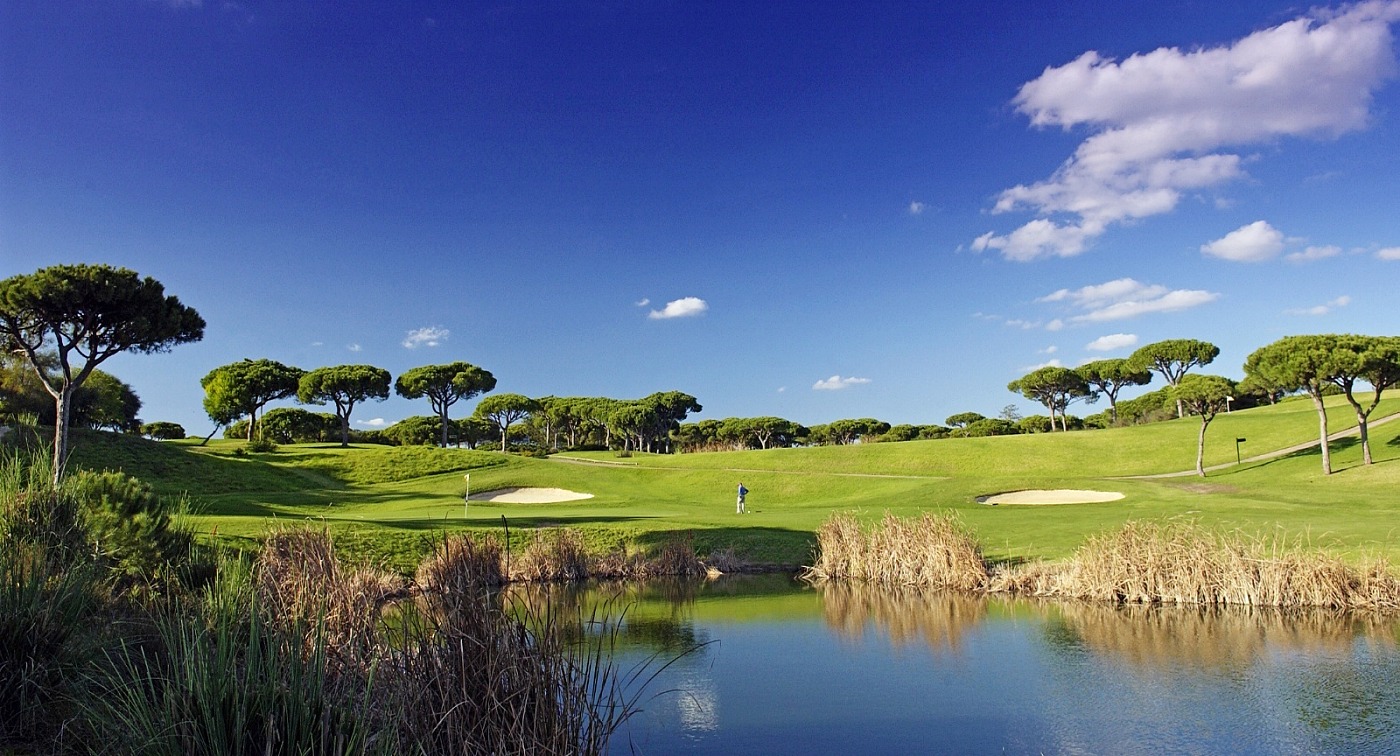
[1127,410,1400,479]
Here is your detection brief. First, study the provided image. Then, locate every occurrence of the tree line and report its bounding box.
[2,265,1395,480]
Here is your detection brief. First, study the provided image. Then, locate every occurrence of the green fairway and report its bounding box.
[66,393,1400,573]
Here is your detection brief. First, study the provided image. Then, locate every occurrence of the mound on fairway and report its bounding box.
[471,487,595,504]
[978,489,1124,506]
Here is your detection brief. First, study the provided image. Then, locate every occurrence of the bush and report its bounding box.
[69,469,192,595]
[246,436,278,453]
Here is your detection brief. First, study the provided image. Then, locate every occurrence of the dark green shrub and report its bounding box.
[69,469,192,594]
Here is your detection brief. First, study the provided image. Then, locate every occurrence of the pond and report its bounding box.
[516,574,1400,755]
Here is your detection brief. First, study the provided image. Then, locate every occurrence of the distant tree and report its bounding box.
[394,362,496,448]
[259,407,338,444]
[1173,374,1236,477]
[604,401,657,452]
[962,418,1018,437]
[1017,415,1054,434]
[1129,339,1219,418]
[882,424,921,443]
[140,421,186,440]
[639,391,702,453]
[474,393,540,451]
[730,416,804,449]
[998,405,1022,422]
[1245,335,1343,475]
[201,359,305,442]
[945,412,985,429]
[1235,373,1286,406]
[384,415,443,446]
[916,425,950,440]
[71,370,142,432]
[1008,366,1093,432]
[1077,358,1152,425]
[0,264,204,484]
[1321,335,1400,466]
[298,364,392,447]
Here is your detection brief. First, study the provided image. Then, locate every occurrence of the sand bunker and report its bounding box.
[470,487,594,504]
[978,489,1124,506]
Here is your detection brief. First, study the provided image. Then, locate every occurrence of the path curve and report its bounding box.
[1126,411,1400,479]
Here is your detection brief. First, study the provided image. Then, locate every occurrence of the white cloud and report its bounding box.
[813,375,872,391]
[1201,221,1285,262]
[402,326,449,349]
[648,297,709,320]
[1378,246,1400,260]
[1085,333,1139,352]
[635,298,651,307]
[1020,359,1064,372]
[1287,245,1343,262]
[1287,295,1352,315]
[975,3,1400,261]
[1040,345,1059,354]
[777,386,787,393]
[1040,278,1220,323]
[909,201,927,215]
[347,343,362,352]
[1046,319,1065,332]
[355,418,387,427]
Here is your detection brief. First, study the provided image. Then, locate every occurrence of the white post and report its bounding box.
[464,473,470,518]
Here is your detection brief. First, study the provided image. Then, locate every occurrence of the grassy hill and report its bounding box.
[54,393,1400,572]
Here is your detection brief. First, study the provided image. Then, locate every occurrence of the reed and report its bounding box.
[809,512,1400,611]
[804,511,990,591]
[512,527,592,582]
[254,527,405,660]
[990,520,1400,610]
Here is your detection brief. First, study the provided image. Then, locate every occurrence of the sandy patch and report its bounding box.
[978,489,1124,506]
[470,487,594,504]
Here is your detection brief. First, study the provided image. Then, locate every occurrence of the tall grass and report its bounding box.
[804,512,990,591]
[0,452,96,748]
[809,511,1400,611]
[991,520,1400,610]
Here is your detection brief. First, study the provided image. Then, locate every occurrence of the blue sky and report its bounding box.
[4,1,1399,435]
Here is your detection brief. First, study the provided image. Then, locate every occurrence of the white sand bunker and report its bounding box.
[471,487,594,504]
[978,489,1124,506]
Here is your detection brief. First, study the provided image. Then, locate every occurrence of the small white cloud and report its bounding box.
[1019,359,1064,372]
[1004,318,1042,330]
[1086,333,1139,352]
[777,386,787,393]
[648,297,709,320]
[356,418,387,427]
[1378,247,1400,261]
[1286,245,1342,262]
[1287,295,1352,316]
[1040,345,1059,354]
[1201,221,1285,262]
[1046,319,1065,332]
[1040,278,1219,323]
[310,341,323,347]
[403,326,449,349]
[347,343,362,352]
[635,298,651,307]
[813,375,872,391]
[909,201,926,215]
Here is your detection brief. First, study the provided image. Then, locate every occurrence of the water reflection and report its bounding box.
[1039,601,1396,672]
[815,580,989,652]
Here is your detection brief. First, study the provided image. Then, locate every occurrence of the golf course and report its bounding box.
[72,391,1400,574]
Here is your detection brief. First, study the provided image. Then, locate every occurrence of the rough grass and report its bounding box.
[803,512,989,592]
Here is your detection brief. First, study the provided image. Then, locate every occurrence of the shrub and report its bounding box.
[69,469,192,594]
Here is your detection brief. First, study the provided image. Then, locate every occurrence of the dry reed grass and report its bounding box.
[255,527,406,659]
[990,520,1400,610]
[804,512,990,591]
[808,513,1400,611]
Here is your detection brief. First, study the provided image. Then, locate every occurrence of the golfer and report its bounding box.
[737,482,748,514]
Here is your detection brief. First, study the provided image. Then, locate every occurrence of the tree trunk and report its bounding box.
[1309,389,1332,475]
[247,409,256,441]
[1356,408,1372,465]
[1195,419,1208,477]
[440,410,450,448]
[339,414,351,448]
[200,423,223,446]
[51,387,73,487]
